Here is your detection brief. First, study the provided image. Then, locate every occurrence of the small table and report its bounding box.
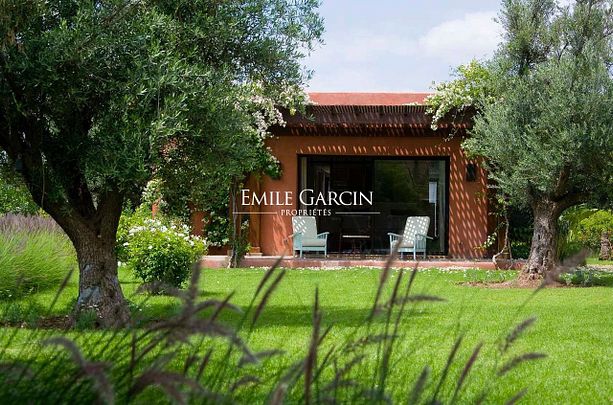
[341,234,371,254]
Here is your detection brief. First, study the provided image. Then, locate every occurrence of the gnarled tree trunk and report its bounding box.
[72,229,131,327]
[523,199,561,278]
[46,190,131,328]
[0,120,131,327]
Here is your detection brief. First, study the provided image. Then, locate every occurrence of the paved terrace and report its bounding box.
[200,255,525,270]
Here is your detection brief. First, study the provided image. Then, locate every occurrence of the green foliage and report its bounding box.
[0,0,323,314]
[205,213,231,247]
[0,215,75,299]
[428,0,613,272]
[560,268,595,286]
[511,241,531,259]
[426,60,494,129]
[3,302,41,325]
[463,0,613,210]
[0,1,322,205]
[509,207,533,259]
[557,207,613,258]
[576,210,613,251]
[428,1,613,211]
[115,206,154,263]
[0,154,38,215]
[0,178,38,215]
[229,217,251,267]
[74,309,99,330]
[557,205,594,259]
[558,268,613,287]
[125,218,206,290]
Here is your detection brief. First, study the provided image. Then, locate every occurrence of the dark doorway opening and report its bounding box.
[299,156,449,255]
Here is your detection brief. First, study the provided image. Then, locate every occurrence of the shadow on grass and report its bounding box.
[129,299,436,330]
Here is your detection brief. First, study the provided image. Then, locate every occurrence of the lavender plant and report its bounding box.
[0,214,75,299]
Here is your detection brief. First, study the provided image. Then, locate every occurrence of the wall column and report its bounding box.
[248,176,263,256]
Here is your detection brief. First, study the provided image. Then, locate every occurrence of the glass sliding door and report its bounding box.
[372,159,447,254]
[299,156,448,255]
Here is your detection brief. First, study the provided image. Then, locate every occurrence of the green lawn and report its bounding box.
[587,256,613,266]
[2,267,613,403]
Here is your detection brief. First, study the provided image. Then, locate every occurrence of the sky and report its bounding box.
[304,0,506,92]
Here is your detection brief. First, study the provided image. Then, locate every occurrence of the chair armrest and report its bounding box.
[291,232,303,249]
[388,233,401,243]
[317,232,330,239]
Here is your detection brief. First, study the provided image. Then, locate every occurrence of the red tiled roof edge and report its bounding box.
[308,92,432,106]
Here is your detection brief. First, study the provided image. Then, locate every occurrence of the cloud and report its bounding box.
[417,11,502,64]
[304,9,502,91]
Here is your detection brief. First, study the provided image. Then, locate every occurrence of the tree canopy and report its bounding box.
[0,0,323,325]
[466,0,613,210]
[428,0,613,275]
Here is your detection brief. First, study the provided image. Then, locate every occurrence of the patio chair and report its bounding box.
[291,216,329,258]
[388,216,432,260]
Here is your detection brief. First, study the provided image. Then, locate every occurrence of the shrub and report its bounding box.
[576,210,613,251]
[557,206,609,260]
[125,219,206,290]
[558,240,585,261]
[115,207,153,263]
[0,160,39,215]
[509,206,533,259]
[0,214,75,298]
[560,268,595,286]
[0,181,39,215]
[510,241,530,259]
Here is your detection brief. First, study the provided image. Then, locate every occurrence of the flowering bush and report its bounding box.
[123,219,206,290]
[425,59,494,130]
[116,208,152,262]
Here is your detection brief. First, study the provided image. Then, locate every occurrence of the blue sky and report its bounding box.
[304,0,504,92]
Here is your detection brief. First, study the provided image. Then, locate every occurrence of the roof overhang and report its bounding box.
[272,105,472,137]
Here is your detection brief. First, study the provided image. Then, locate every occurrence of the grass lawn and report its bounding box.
[2,266,613,403]
[587,256,613,266]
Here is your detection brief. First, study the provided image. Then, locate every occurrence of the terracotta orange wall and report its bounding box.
[248,135,490,259]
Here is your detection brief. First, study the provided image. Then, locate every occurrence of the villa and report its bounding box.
[229,92,494,260]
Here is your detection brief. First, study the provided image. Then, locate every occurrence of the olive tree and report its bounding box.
[0,0,322,325]
[429,0,613,277]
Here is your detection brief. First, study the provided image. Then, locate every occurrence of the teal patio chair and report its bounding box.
[291,216,329,258]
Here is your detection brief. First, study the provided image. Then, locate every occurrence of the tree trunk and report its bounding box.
[51,190,131,328]
[600,231,611,261]
[523,200,560,278]
[72,231,131,327]
[0,130,131,327]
